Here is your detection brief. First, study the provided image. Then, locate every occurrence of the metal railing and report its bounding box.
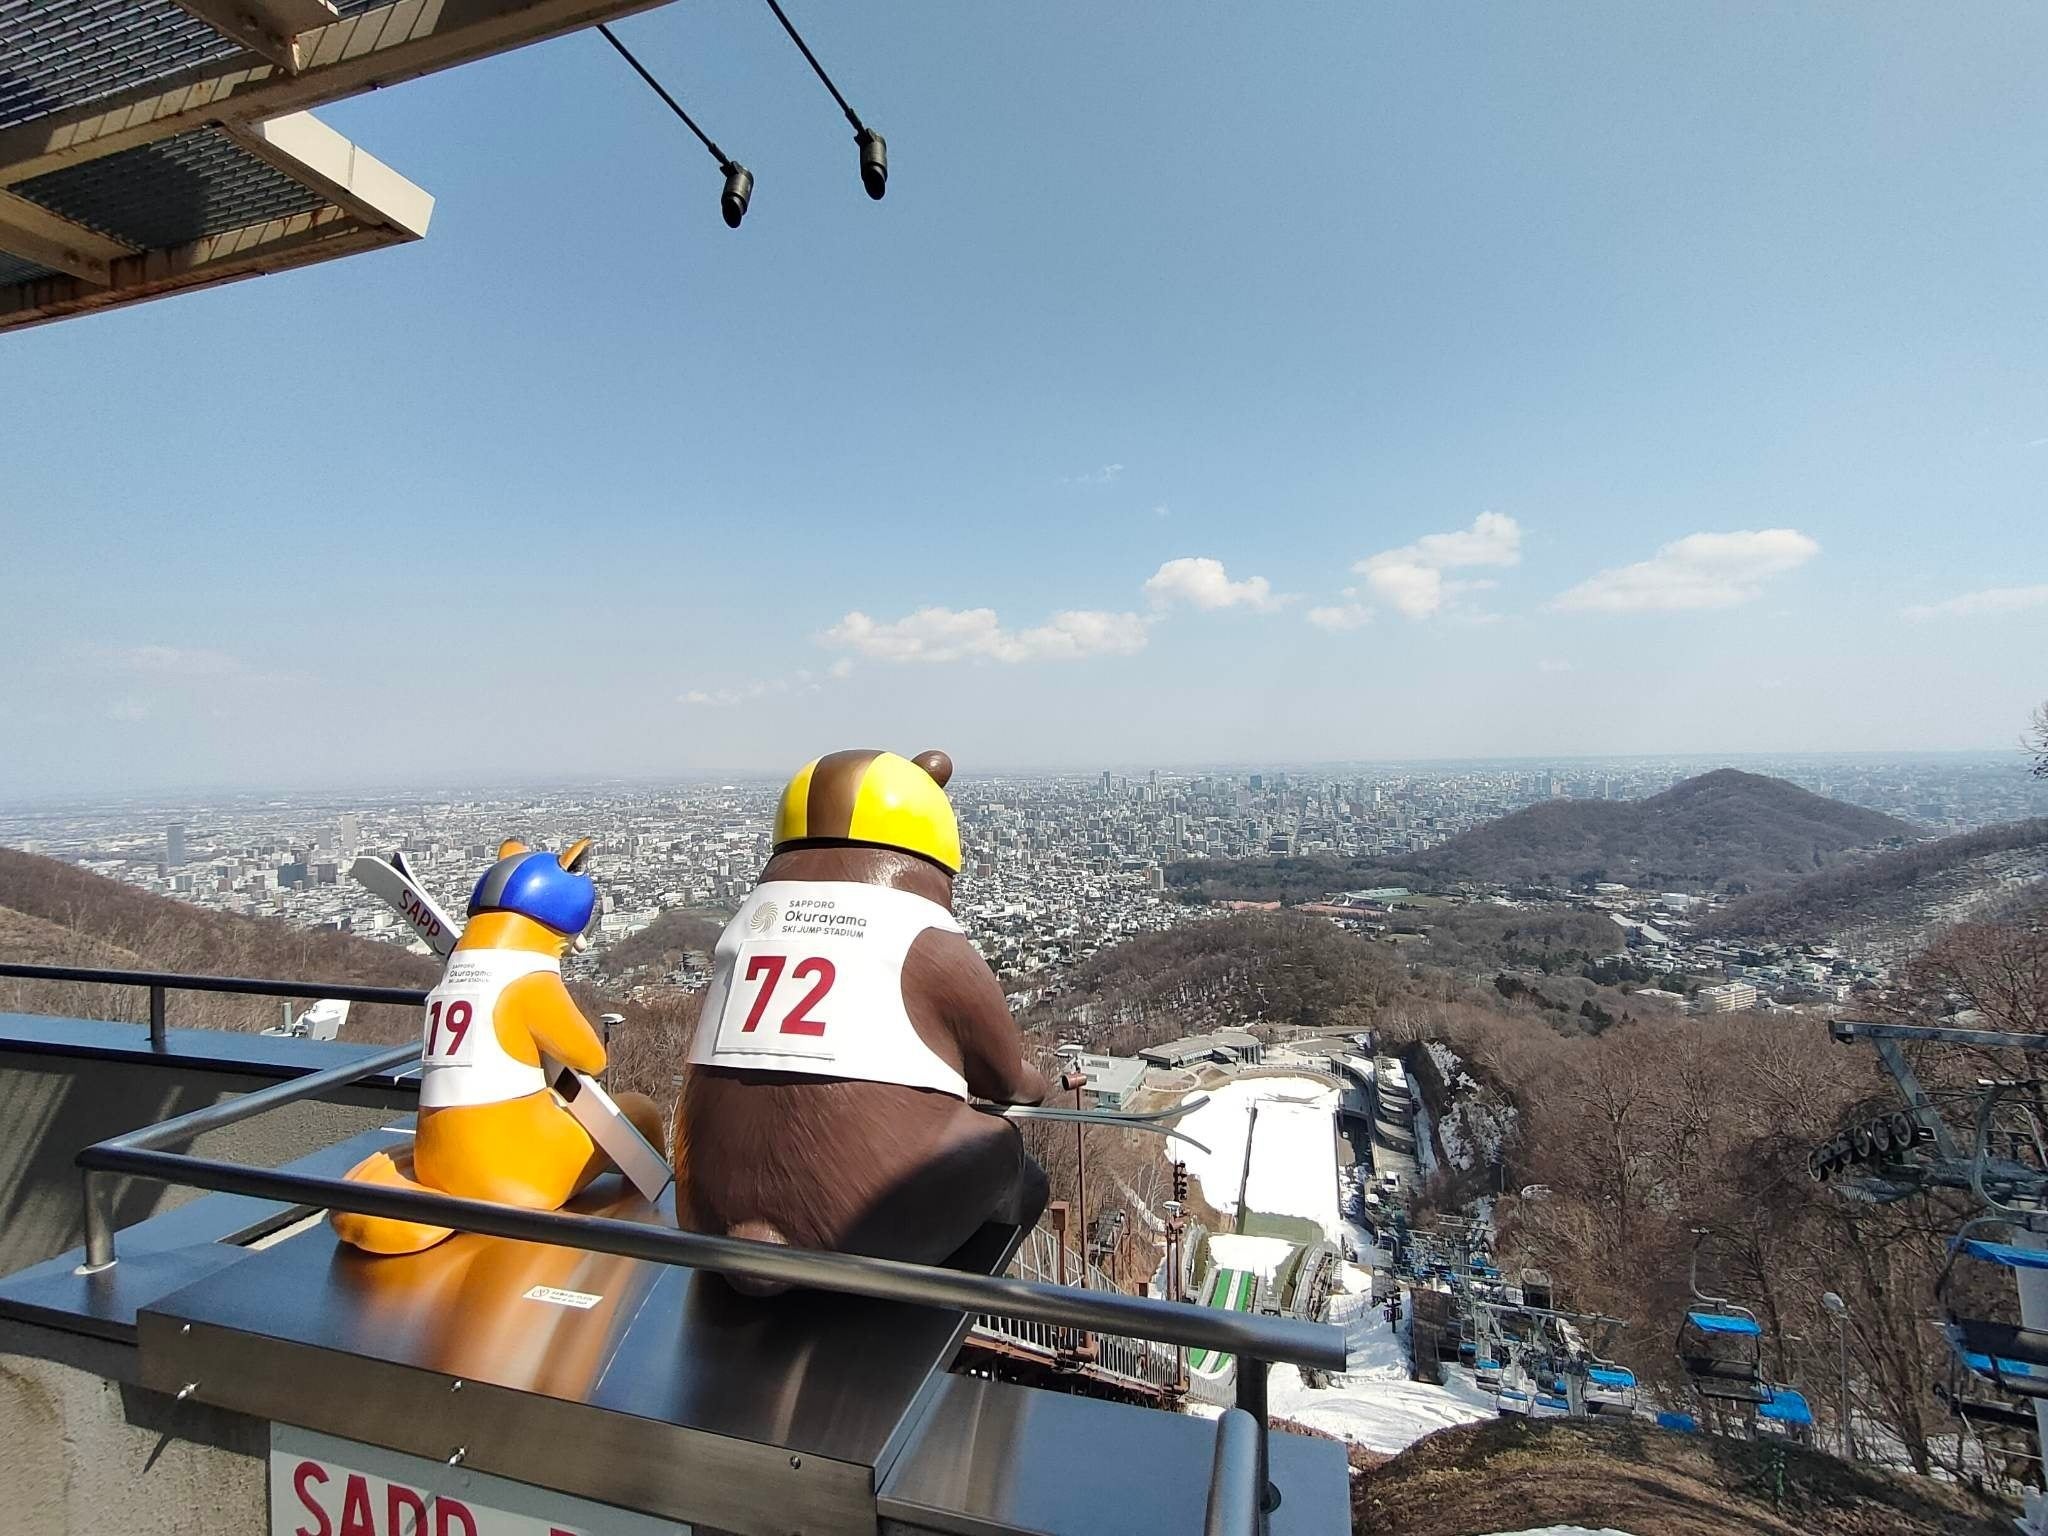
[980,1226,1183,1389]
[46,964,1342,1532]
[0,961,428,1051]
[1203,1410,1261,1536]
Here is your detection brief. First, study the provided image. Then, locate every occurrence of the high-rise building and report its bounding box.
[166,823,185,866]
[338,813,360,857]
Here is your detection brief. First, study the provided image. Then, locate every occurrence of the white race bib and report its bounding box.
[418,948,556,1109]
[689,882,970,1097]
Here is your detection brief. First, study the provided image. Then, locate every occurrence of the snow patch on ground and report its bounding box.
[1180,1077,1341,1235]
[1255,1285,1493,1454]
[1478,1528,1641,1536]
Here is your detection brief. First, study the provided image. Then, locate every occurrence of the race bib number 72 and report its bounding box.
[712,943,839,1060]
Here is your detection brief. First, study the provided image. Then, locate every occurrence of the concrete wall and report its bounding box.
[0,1320,266,1536]
[0,1047,411,1279]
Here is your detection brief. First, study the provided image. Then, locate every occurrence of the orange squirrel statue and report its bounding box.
[333,838,665,1255]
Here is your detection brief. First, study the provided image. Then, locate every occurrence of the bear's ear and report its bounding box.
[912,750,953,788]
[497,839,529,859]
[560,838,594,873]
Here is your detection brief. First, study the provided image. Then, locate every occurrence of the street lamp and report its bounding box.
[1056,1044,1088,1288]
[1821,1290,1855,1460]
[762,0,889,199]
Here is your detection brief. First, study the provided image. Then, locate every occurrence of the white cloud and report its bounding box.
[1062,463,1124,485]
[1361,562,1443,619]
[828,658,855,679]
[1551,529,1820,613]
[1901,583,2048,621]
[680,673,825,707]
[1347,512,1524,620]
[106,697,151,721]
[823,606,1149,664]
[1143,557,1281,612]
[1306,603,1371,632]
[1152,504,1171,520]
[1363,510,1523,573]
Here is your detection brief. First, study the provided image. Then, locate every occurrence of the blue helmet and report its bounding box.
[468,850,596,936]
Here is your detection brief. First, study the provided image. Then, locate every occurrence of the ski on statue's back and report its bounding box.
[988,1096,1212,1153]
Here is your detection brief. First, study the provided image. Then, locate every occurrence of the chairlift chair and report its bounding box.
[1678,1231,1769,1405]
[1939,1219,2048,1399]
[1935,1375,2043,1434]
[1584,1362,1638,1415]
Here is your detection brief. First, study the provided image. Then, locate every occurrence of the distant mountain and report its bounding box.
[1704,817,2048,947]
[1169,770,1917,902]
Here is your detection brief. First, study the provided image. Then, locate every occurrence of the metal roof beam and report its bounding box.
[169,0,342,74]
[0,188,137,284]
[221,112,433,238]
[0,0,672,186]
[0,204,398,332]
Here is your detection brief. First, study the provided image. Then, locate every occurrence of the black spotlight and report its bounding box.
[857,127,887,199]
[721,163,754,228]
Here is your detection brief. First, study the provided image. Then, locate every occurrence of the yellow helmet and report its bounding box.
[773,748,961,873]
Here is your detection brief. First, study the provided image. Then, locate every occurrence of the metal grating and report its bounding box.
[0,0,243,132]
[12,125,328,247]
[0,250,60,284]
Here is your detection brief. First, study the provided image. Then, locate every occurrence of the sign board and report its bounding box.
[271,1424,687,1536]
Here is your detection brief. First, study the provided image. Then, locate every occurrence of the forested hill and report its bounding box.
[1015,911,1407,1057]
[1703,816,2048,943]
[1169,769,1917,902]
[0,846,437,1034]
[0,847,699,1098]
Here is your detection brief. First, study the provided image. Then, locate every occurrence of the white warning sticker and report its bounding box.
[522,1285,602,1310]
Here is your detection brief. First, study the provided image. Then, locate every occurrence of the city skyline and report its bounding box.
[4,6,2044,794]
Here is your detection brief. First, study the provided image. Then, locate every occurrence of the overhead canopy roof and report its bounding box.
[0,0,663,331]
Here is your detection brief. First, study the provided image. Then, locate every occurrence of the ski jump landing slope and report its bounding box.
[1179,1076,1342,1239]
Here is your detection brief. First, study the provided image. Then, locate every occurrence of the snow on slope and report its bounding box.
[1479,1528,1640,1536]
[1180,1076,1341,1234]
[1256,1281,1493,1454]
[1207,1233,1295,1280]
[1245,1096,1340,1237]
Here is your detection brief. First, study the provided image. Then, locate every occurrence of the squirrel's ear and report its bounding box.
[497,839,529,859]
[912,750,954,788]
[560,838,593,873]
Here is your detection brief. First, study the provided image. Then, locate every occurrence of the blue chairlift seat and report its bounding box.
[1955,1238,2048,1271]
[1535,1393,1572,1414]
[1588,1366,1636,1390]
[1656,1410,1699,1434]
[1686,1311,1762,1336]
[1950,1332,2048,1401]
[1947,1319,2048,1375]
[1758,1387,1813,1428]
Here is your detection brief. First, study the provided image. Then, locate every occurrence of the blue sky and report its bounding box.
[2,3,2044,795]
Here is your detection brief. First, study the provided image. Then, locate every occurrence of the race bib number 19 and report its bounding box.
[422,996,478,1066]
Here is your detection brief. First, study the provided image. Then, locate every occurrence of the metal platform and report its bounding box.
[98,1169,1346,1535]
[137,1172,1006,1533]
[0,975,1351,1534]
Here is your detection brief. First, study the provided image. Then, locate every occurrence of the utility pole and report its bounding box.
[1821,1292,1854,1460]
